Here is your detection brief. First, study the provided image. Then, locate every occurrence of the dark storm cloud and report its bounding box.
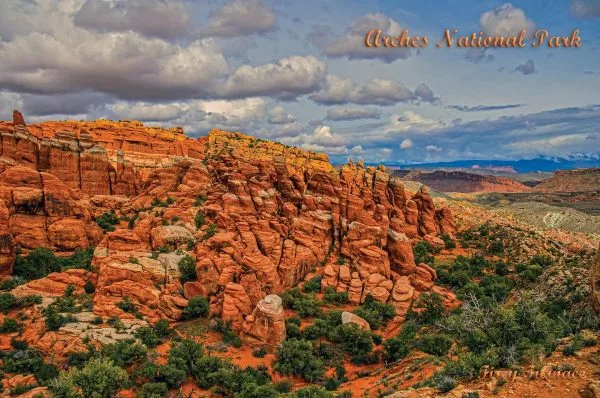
[21,92,112,116]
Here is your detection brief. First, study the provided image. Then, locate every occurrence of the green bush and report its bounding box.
[441,234,456,250]
[203,223,218,240]
[96,211,119,232]
[212,319,242,347]
[0,293,17,312]
[168,339,204,374]
[194,195,208,207]
[194,211,206,229]
[0,317,19,333]
[413,241,435,266]
[274,339,325,381]
[135,327,159,348]
[100,339,146,368]
[182,296,209,319]
[49,357,128,397]
[323,287,348,306]
[13,248,60,281]
[2,349,59,385]
[303,275,322,293]
[353,295,395,330]
[416,333,453,356]
[116,296,138,314]
[157,364,186,388]
[84,280,95,294]
[407,292,445,325]
[137,382,168,398]
[330,323,374,363]
[178,255,196,283]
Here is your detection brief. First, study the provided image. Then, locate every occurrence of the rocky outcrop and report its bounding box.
[341,311,370,330]
[0,165,103,257]
[400,170,530,193]
[591,245,600,313]
[0,113,458,324]
[534,168,600,193]
[241,294,286,349]
[0,111,205,197]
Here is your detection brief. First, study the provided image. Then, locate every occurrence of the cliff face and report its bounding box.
[0,111,458,325]
[534,168,600,193]
[400,170,530,193]
[0,111,205,196]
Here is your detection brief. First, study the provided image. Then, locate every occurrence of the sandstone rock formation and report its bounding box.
[591,245,600,313]
[0,113,458,325]
[241,294,286,349]
[341,311,371,330]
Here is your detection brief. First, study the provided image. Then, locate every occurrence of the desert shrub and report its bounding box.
[436,376,457,393]
[0,317,19,333]
[100,339,146,368]
[0,293,17,312]
[43,305,75,331]
[182,296,209,319]
[290,386,335,397]
[285,316,302,339]
[81,279,95,294]
[135,327,159,348]
[49,357,128,397]
[67,351,91,368]
[194,195,208,207]
[156,364,186,388]
[153,319,171,338]
[416,333,453,356]
[273,380,293,393]
[274,339,325,381]
[212,319,242,347]
[60,248,95,271]
[302,311,342,340]
[178,255,196,283]
[137,382,168,398]
[168,339,204,374]
[383,320,419,363]
[353,295,395,330]
[330,323,374,364]
[252,346,268,358]
[128,213,139,229]
[494,261,510,276]
[116,296,138,314]
[407,292,445,325]
[294,298,322,318]
[192,356,231,388]
[194,211,206,229]
[441,234,456,250]
[303,275,322,293]
[13,248,61,281]
[323,287,348,306]
[203,223,218,240]
[2,349,59,385]
[96,211,119,232]
[312,342,344,367]
[413,241,435,266]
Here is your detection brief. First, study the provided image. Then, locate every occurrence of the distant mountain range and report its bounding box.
[375,156,600,173]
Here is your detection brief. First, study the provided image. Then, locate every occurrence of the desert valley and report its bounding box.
[0,111,598,398]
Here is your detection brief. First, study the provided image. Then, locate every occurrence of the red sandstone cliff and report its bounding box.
[0,111,458,326]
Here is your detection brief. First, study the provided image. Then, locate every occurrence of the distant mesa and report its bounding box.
[397,170,530,193]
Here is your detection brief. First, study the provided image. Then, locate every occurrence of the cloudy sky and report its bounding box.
[0,0,599,164]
